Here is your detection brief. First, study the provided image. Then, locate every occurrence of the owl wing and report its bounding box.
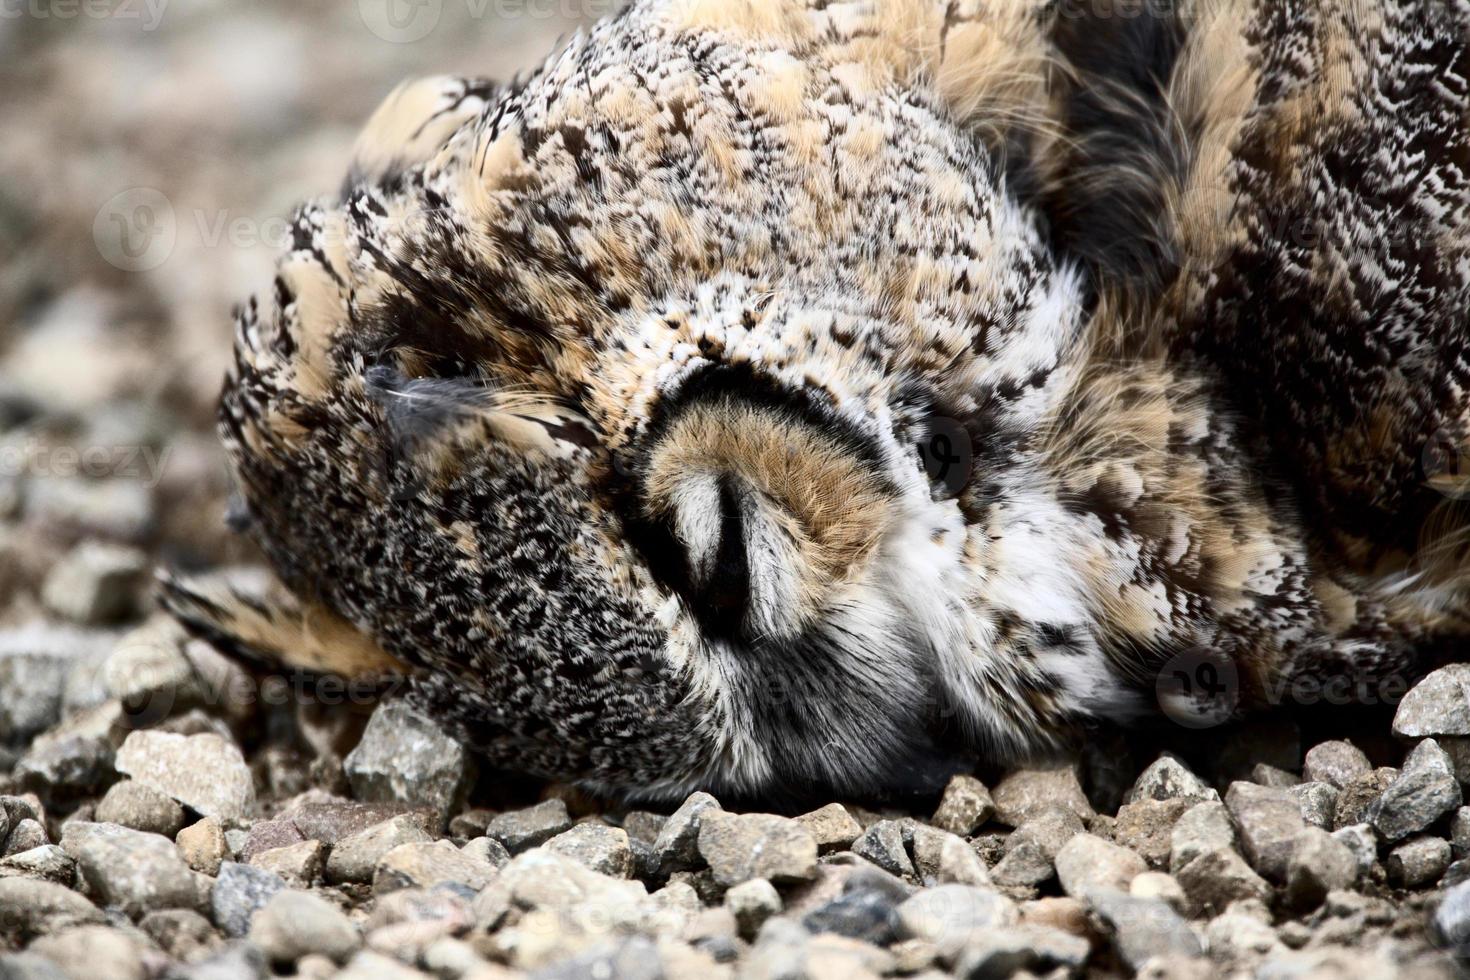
[1051,0,1470,619]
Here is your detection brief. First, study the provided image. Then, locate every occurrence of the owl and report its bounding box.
[164,0,1470,804]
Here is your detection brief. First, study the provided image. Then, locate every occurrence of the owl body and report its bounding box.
[168,0,1470,802]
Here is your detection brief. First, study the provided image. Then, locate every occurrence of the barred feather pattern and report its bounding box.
[187,0,1470,802]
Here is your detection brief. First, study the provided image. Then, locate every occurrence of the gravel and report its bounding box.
[94,780,186,838]
[58,821,202,918]
[249,890,360,965]
[0,297,1463,980]
[851,819,914,878]
[990,765,1094,826]
[483,798,573,854]
[1125,753,1220,804]
[324,814,434,885]
[372,839,497,894]
[1302,740,1373,788]
[113,731,255,825]
[210,861,286,938]
[795,803,863,854]
[698,811,818,886]
[1393,664,1470,737]
[250,839,325,886]
[1054,833,1147,897]
[342,702,474,824]
[176,818,227,877]
[1284,827,1358,909]
[1086,889,1202,970]
[41,542,149,625]
[1388,836,1452,888]
[1225,781,1308,882]
[1367,740,1463,842]
[930,774,995,835]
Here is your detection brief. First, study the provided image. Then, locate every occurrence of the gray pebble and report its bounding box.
[0,625,107,742]
[910,825,989,886]
[484,799,573,854]
[0,877,104,942]
[138,908,222,963]
[1330,823,1378,876]
[1169,800,1237,873]
[12,735,115,798]
[992,765,1095,826]
[0,844,75,886]
[795,803,862,854]
[1124,754,1219,805]
[1225,782,1306,882]
[250,840,325,887]
[1286,781,1339,830]
[1302,741,1372,789]
[211,861,286,938]
[1054,833,1146,897]
[653,791,722,874]
[546,822,633,877]
[325,815,433,884]
[851,820,913,878]
[0,953,71,980]
[114,731,255,825]
[930,774,994,836]
[1113,798,1193,869]
[95,780,186,838]
[1284,827,1358,910]
[952,924,1091,978]
[342,702,474,823]
[60,821,200,918]
[1088,889,1202,971]
[28,924,150,980]
[1393,664,1470,738]
[372,840,497,894]
[41,541,148,625]
[725,878,781,940]
[4,818,48,855]
[1432,878,1470,955]
[895,883,1018,959]
[461,835,511,870]
[1367,744,1462,842]
[1174,848,1271,917]
[1386,835,1451,888]
[698,811,817,886]
[249,889,360,965]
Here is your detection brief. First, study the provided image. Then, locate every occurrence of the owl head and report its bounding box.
[166,0,1310,804]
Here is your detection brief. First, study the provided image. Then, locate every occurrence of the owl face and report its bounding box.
[205,0,1286,803]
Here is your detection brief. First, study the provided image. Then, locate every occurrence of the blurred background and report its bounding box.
[0,0,604,619]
